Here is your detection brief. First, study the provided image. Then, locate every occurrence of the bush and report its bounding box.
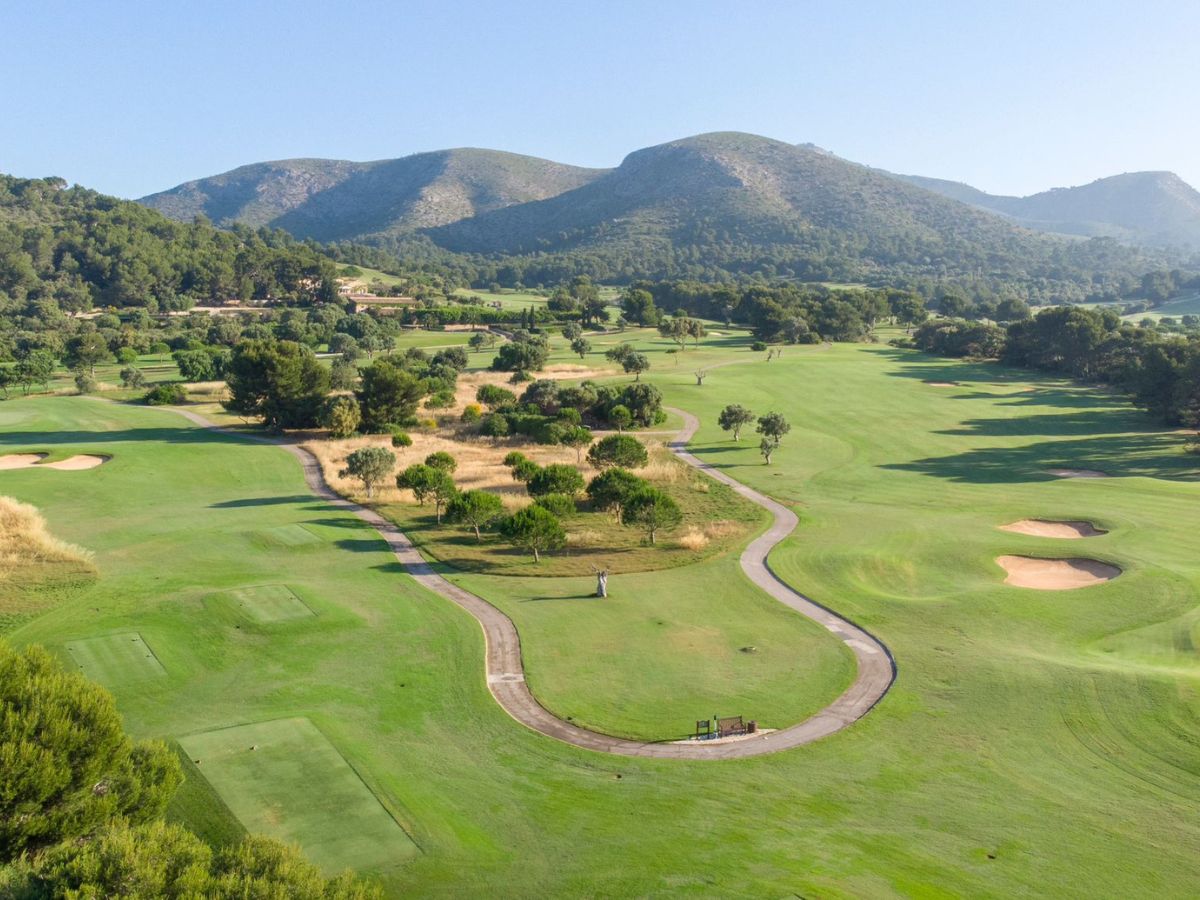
[390,429,413,447]
[460,403,482,422]
[144,383,187,405]
[74,372,98,394]
[534,493,576,517]
[425,390,455,409]
[508,370,533,383]
[510,459,541,483]
[476,384,517,409]
[478,413,509,437]
[751,341,768,351]
[321,396,361,439]
[119,366,145,389]
[503,451,528,467]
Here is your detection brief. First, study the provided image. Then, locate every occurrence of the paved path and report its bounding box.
[163,404,894,759]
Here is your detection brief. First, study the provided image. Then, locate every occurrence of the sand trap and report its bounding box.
[39,455,109,470]
[0,453,49,469]
[999,519,1107,539]
[1046,468,1109,479]
[0,453,109,471]
[996,555,1120,589]
[924,381,959,387]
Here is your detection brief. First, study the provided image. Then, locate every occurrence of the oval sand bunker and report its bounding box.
[39,454,110,470]
[0,453,49,469]
[996,555,1120,589]
[0,453,109,470]
[999,519,1107,539]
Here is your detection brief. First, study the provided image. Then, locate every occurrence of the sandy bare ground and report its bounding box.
[39,455,109,470]
[0,454,48,469]
[1046,468,1109,479]
[924,381,959,387]
[999,519,1107,539]
[996,555,1121,589]
[0,453,109,470]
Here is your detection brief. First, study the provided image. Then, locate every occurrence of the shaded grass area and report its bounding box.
[178,717,417,875]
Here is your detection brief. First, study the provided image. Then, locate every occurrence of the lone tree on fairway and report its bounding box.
[446,490,505,541]
[718,404,755,441]
[528,463,585,497]
[339,446,395,498]
[622,352,650,381]
[0,643,182,862]
[570,337,591,359]
[756,412,790,465]
[623,487,683,544]
[499,505,566,562]
[587,434,648,470]
[586,467,648,522]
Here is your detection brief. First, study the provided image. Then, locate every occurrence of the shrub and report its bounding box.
[144,383,187,405]
[74,372,98,394]
[534,493,575,517]
[478,413,509,437]
[119,366,145,389]
[460,403,482,423]
[751,341,768,351]
[424,451,457,474]
[510,459,541,483]
[476,384,517,409]
[321,396,361,439]
[425,390,455,409]
[503,451,528,467]
[390,429,413,447]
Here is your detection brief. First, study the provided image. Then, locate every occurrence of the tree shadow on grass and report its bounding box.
[934,411,1137,439]
[881,433,1200,483]
[210,495,319,509]
[334,538,392,553]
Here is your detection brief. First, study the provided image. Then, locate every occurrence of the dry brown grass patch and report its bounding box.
[676,527,709,550]
[0,496,93,583]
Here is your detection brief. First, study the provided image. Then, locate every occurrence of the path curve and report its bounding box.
[163,404,894,758]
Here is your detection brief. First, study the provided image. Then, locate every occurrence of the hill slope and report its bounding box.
[140,149,606,242]
[896,171,1200,247]
[428,132,1120,279]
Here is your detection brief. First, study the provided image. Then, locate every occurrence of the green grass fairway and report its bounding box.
[65,632,166,683]
[223,584,315,623]
[5,340,1200,898]
[252,523,323,548]
[179,718,416,874]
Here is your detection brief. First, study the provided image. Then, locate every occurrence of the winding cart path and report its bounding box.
[167,404,894,759]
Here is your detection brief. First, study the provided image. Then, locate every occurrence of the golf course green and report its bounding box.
[3,334,1198,897]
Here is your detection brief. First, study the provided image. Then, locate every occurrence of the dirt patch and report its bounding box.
[924,381,959,387]
[39,455,110,470]
[999,519,1107,539]
[1045,468,1109,479]
[0,454,48,469]
[996,555,1120,589]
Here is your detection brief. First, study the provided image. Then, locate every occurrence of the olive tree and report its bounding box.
[718,404,755,441]
[338,446,394,498]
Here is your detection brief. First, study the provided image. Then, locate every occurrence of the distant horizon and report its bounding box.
[4,1,1198,199]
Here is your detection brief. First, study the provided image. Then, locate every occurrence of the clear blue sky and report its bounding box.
[3,0,1197,199]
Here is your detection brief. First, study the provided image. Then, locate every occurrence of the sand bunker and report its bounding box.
[999,519,1107,539]
[996,555,1120,589]
[0,453,49,469]
[0,453,109,471]
[924,381,959,387]
[1046,468,1109,479]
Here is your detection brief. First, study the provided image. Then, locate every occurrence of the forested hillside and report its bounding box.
[0,175,339,314]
